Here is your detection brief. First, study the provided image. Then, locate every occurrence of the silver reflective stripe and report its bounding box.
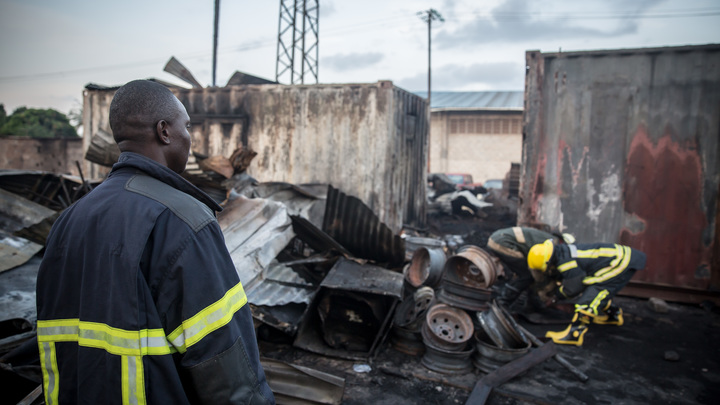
[169,300,233,350]
[512,227,526,244]
[39,341,58,405]
[123,356,146,405]
[487,238,523,259]
[37,320,174,356]
[168,282,247,352]
[568,244,578,258]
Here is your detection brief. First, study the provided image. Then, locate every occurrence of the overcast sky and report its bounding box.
[1,0,718,116]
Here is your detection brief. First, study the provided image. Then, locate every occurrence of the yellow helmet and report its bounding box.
[527,239,554,271]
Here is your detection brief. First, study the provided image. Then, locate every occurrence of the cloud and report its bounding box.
[397,61,524,91]
[321,1,336,18]
[435,0,664,47]
[322,52,384,72]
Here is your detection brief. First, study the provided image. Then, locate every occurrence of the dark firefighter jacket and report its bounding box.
[36,152,274,405]
[550,243,647,299]
[487,227,555,262]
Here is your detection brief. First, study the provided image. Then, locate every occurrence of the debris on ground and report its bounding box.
[1,147,719,405]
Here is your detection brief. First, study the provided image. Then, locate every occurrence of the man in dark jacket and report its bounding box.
[486,226,573,308]
[36,80,275,404]
[527,240,647,346]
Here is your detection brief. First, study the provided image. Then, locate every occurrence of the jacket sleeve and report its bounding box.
[552,245,586,299]
[149,211,275,405]
[556,271,585,299]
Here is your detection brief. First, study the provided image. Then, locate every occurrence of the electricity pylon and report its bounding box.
[276,0,319,84]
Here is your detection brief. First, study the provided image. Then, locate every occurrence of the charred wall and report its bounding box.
[521,44,720,294]
[83,81,428,231]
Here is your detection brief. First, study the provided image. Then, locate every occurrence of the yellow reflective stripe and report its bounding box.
[122,356,129,404]
[122,356,146,405]
[584,246,632,284]
[590,245,624,278]
[39,341,59,405]
[575,247,617,258]
[557,260,578,272]
[588,290,609,315]
[37,319,175,357]
[168,281,247,353]
[135,356,146,405]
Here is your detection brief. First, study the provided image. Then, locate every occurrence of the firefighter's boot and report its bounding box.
[594,305,623,326]
[545,313,589,346]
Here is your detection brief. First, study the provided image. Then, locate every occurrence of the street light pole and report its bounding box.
[212,0,220,87]
[418,9,444,116]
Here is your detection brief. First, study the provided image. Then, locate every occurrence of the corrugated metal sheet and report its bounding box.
[245,260,315,306]
[218,194,296,294]
[414,91,523,110]
[521,44,720,300]
[83,81,428,232]
[323,185,405,266]
[0,232,42,273]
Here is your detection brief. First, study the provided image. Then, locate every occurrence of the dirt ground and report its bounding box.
[259,212,720,405]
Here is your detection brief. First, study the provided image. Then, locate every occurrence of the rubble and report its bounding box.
[648,297,670,313]
[2,143,719,404]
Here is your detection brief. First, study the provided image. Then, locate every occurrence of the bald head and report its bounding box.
[109,80,180,145]
[109,80,192,173]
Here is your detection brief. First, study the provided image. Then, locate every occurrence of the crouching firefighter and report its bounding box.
[526,240,647,346]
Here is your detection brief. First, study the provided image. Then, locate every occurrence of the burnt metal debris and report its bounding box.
[390,287,435,356]
[261,357,345,405]
[323,185,406,266]
[0,144,570,402]
[436,245,503,312]
[405,245,446,288]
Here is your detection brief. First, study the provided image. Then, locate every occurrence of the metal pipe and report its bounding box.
[516,323,589,382]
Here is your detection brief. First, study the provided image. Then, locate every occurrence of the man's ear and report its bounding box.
[156,120,171,145]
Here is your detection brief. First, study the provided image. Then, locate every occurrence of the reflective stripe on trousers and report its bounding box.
[583,245,632,284]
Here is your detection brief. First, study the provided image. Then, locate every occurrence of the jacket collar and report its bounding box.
[110,152,223,212]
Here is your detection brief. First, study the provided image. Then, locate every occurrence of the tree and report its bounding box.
[0,106,79,138]
[0,104,6,129]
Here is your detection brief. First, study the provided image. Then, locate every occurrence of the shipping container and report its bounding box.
[83,80,428,232]
[521,44,720,303]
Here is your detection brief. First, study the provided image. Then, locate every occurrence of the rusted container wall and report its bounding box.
[521,44,720,297]
[82,81,427,231]
[0,137,83,175]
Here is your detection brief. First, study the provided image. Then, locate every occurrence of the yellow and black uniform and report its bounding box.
[36,152,275,404]
[544,242,646,346]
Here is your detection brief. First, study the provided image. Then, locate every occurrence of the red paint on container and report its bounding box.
[621,125,710,288]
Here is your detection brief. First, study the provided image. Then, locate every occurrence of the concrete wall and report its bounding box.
[83,81,428,231]
[429,110,522,184]
[0,137,83,175]
[521,44,720,294]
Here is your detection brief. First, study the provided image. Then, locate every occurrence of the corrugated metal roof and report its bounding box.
[413,91,524,110]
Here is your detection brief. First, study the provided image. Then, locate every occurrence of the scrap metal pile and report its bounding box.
[0,146,568,405]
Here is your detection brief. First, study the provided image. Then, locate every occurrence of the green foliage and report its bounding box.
[0,104,6,129]
[0,106,79,138]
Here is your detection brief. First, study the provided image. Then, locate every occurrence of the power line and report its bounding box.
[1,6,717,83]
